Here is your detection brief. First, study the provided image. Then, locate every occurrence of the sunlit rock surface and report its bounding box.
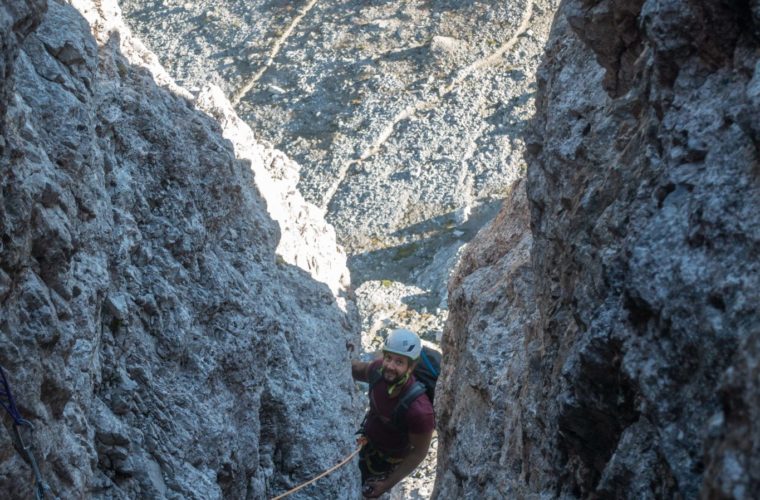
[119,0,562,347]
[0,0,360,498]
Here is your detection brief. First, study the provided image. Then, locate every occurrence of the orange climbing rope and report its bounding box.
[270,437,367,500]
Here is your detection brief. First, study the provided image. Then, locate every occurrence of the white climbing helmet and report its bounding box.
[383,328,422,361]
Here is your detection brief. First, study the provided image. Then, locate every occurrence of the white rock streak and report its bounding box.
[231,0,320,105]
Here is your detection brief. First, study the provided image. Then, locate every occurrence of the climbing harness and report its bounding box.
[1,365,51,500]
[270,437,367,500]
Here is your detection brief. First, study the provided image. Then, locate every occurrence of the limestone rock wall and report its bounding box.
[1,0,46,136]
[0,0,360,498]
[117,0,562,352]
[434,180,538,498]
[435,0,760,498]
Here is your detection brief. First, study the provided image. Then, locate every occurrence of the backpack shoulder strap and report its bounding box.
[391,381,426,429]
[420,349,439,377]
[366,364,384,418]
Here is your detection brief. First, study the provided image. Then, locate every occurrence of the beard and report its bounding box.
[382,369,405,385]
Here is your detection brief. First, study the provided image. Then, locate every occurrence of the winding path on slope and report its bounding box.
[231,0,320,105]
[320,1,535,211]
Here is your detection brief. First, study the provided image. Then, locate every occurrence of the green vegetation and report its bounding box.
[393,242,419,260]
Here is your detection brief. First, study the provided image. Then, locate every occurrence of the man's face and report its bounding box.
[382,352,413,384]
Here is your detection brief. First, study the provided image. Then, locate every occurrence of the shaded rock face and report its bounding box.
[0,0,46,135]
[436,0,760,498]
[0,0,360,498]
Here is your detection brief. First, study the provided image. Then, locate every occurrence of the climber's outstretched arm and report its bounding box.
[351,359,370,382]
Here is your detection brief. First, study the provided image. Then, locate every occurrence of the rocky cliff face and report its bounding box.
[436,0,760,498]
[113,3,563,496]
[118,0,562,356]
[0,0,360,498]
[435,179,538,498]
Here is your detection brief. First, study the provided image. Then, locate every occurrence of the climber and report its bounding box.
[351,329,435,498]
